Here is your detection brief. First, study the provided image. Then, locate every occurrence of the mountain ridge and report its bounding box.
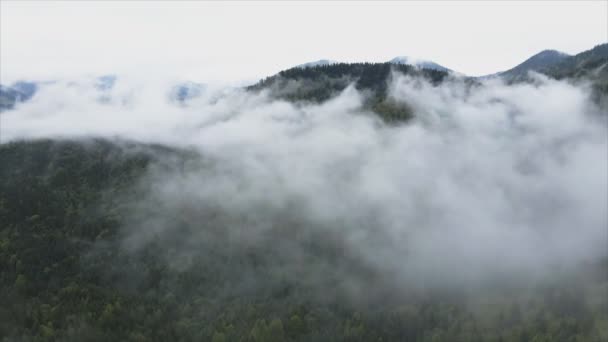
[493,49,571,79]
[2,44,607,112]
[388,56,452,72]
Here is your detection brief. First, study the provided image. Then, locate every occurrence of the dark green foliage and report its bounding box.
[0,139,606,341]
[500,44,608,107]
[543,44,608,80]
[247,63,447,123]
[544,44,608,107]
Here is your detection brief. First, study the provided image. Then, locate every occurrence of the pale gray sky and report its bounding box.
[1,1,607,83]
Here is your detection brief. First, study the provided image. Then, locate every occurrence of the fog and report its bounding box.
[2,72,606,291]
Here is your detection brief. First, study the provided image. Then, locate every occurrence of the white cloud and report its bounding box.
[1,1,606,82]
[2,73,606,287]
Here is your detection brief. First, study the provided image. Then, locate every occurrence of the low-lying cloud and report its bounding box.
[2,72,606,290]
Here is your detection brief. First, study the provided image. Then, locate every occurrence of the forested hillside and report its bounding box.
[544,44,608,104]
[2,2,606,342]
[1,140,606,342]
[498,44,608,104]
[543,44,608,80]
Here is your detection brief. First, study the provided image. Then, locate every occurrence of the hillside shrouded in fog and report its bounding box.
[1,60,607,340]
[1,1,608,341]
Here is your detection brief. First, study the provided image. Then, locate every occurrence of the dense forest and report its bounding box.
[0,140,606,342]
[495,44,608,106]
[247,63,450,123]
[541,44,608,81]
[1,42,607,342]
[1,0,607,338]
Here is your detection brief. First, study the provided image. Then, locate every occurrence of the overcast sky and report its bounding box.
[1,1,606,83]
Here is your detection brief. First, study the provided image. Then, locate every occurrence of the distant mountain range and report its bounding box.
[293,44,607,80]
[0,77,208,111]
[248,43,608,122]
[297,57,452,73]
[1,43,607,113]
[0,81,38,111]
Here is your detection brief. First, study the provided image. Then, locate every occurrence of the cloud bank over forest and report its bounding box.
[2,73,606,289]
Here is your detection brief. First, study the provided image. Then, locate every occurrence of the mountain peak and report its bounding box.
[497,49,571,78]
[389,56,452,72]
[536,49,569,56]
[526,49,571,64]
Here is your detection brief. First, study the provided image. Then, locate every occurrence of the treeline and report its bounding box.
[0,140,607,341]
[247,63,449,123]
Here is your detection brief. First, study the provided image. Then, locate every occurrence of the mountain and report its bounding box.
[10,81,38,100]
[0,81,38,111]
[389,56,452,72]
[490,44,608,105]
[296,57,453,72]
[0,77,113,112]
[545,43,608,105]
[2,45,608,342]
[170,81,205,103]
[543,43,608,80]
[496,50,571,79]
[248,62,449,122]
[295,59,339,69]
[0,76,210,110]
[4,44,606,113]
